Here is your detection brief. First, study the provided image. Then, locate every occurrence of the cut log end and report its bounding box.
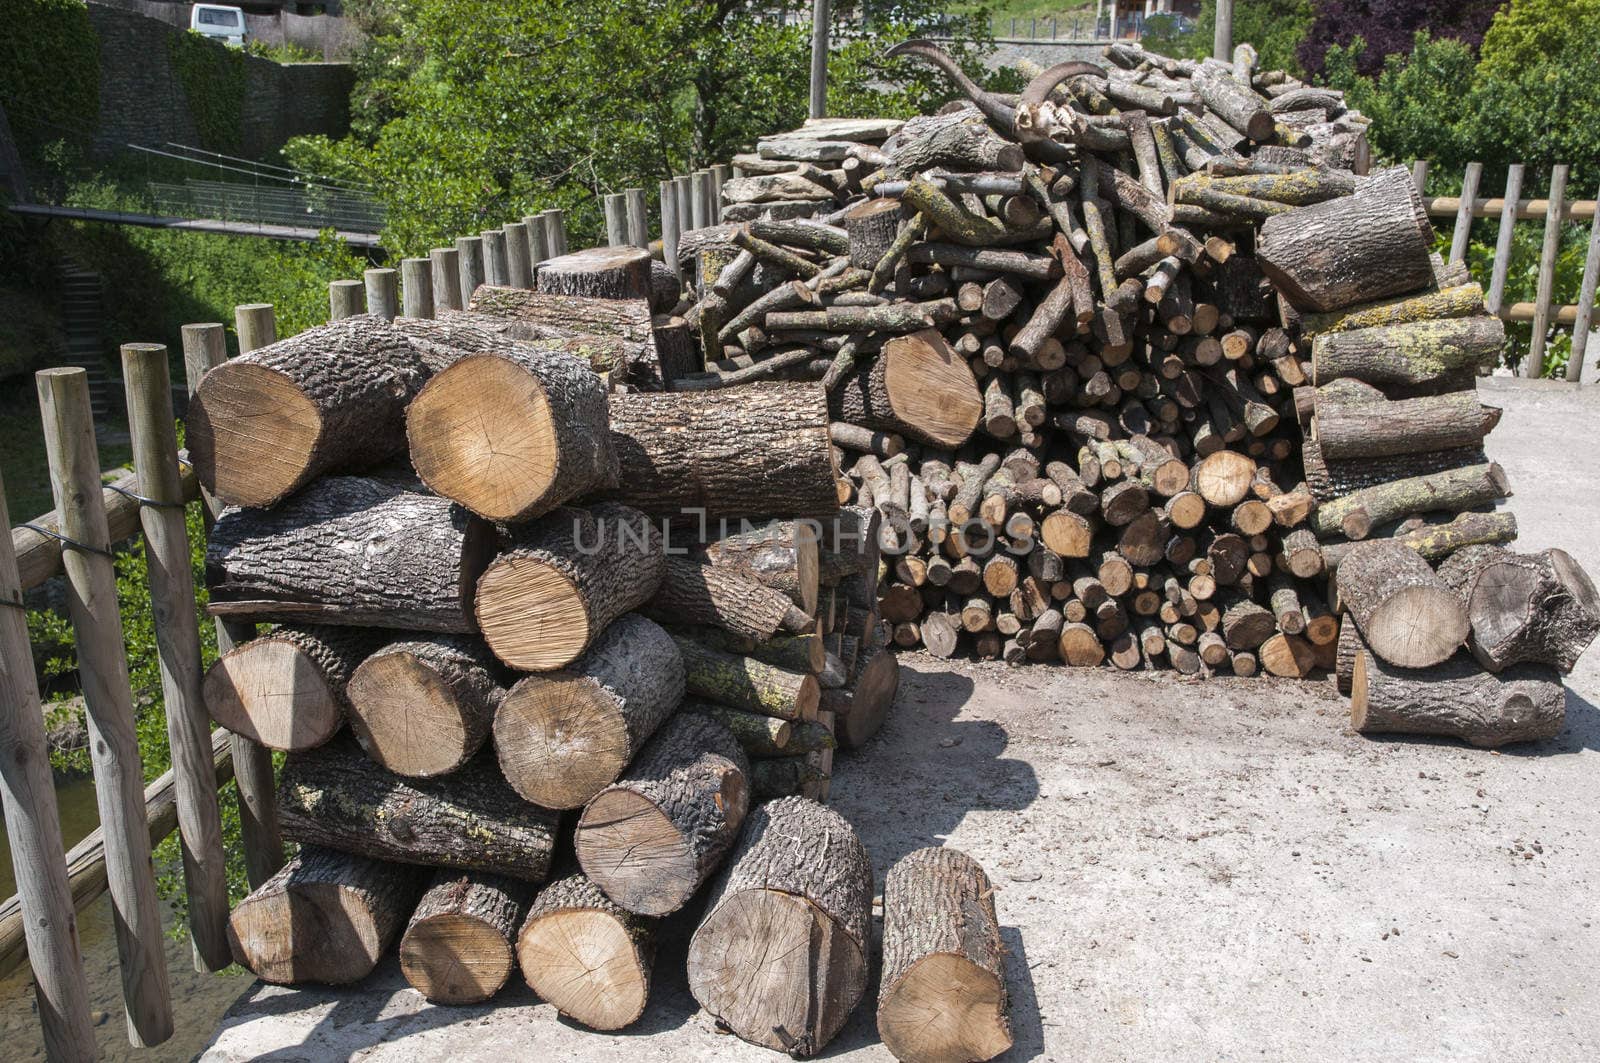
[577,787,722,917]
[516,907,650,1030]
[190,362,321,508]
[346,652,484,778]
[884,330,983,447]
[878,952,1012,1063]
[493,675,631,810]
[475,555,592,670]
[399,912,515,1005]
[838,647,900,750]
[203,638,344,752]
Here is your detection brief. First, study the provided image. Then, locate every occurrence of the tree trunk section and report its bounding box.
[537,246,653,301]
[672,632,820,720]
[227,846,424,986]
[878,846,1011,1063]
[277,739,559,880]
[1338,539,1470,668]
[642,554,813,642]
[206,477,495,632]
[1312,316,1504,388]
[399,869,531,1005]
[1352,651,1565,748]
[1321,511,1519,572]
[836,645,900,751]
[475,502,665,671]
[688,796,872,1057]
[1303,437,1487,502]
[830,330,982,448]
[575,714,750,917]
[1310,463,1510,541]
[845,198,904,270]
[493,614,684,810]
[700,519,821,614]
[1313,389,1499,461]
[516,869,656,1030]
[466,285,690,388]
[1437,546,1600,673]
[345,635,508,779]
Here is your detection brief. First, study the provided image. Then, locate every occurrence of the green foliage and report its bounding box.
[244,39,322,64]
[1139,0,1314,77]
[169,30,247,155]
[0,0,100,161]
[1322,33,1478,178]
[288,0,1009,255]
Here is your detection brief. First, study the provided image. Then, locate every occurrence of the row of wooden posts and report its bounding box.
[1410,159,1600,381]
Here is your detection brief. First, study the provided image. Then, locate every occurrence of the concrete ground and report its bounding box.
[201,378,1600,1063]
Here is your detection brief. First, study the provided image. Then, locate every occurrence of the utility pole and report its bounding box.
[810,0,829,119]
[1214,0,1234,61]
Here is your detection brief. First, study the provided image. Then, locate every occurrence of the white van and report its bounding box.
[190,4,246,47]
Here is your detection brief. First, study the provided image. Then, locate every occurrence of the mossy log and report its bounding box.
[1313,389,1500,461]
[1320,511,1519,572]
[671,632,820,720]
[698,519,821,614]
[516,869,656,1031]
[685,700,794,757]
[1300,283,1484,337]
[1311,463,1510,541]
[1311,316,1504,388]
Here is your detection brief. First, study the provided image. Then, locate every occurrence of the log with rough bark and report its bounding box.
[1338,539,1469,669]
[202,624,387,752]
[277,739,559,879]
[399,870,531,1005]
[464,285,693,388]
[1256,167,1434,312]
[1310,463,1510,541]
[835,645,900,751]
[516,869,656,1030]
[206,477,495,632]
[402,320,615,522]
[830,329,982,448]
[642,554,814,642]
[1299,283,1485,337]
[574,713,750,916]
[1303,437,1489,503]
[1351,651,1565,748]
[1319,511,1519,572]
[227,846,424,985]
[345,635,508,778]
[1437,546,1600,673]
[699,519,821,614]
[188,316,430,508]
[846,197,906,269]
[493,614,684,809]
[890,110,1025,173]
[672,632,820,720]
[537,246,652,300]
[1313,389,1500,461]
[606,383,841,520]
[877,847,1011,1063]
[475,502,664,671]
[687,796,872,1057]
[1311,316,1504,388]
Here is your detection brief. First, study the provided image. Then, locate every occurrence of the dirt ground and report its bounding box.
[201,378,1600,1062]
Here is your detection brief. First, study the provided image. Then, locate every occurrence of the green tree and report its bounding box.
[1321,33,1478,178]
[1139,0,1315,77]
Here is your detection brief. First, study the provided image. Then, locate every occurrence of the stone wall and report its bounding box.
[85,1,354,158]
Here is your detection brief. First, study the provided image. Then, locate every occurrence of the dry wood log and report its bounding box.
[877,847,1011,1063]
[1301,435,1488,503]
[1256,167,1434,312]
[643,554,813,642]
[575,713,750,916]
[845,198,905,269]
[278,739,559,879]
[516,869,655,1030]
[1190,65,1276,141]
[1259,632,1315,678]
[1311,463,1510,541]
[493,614,683,809]
[206,477,495,632]
[1339,539,1469,668]
[688,700,796,756]
[1437,546,1600,673]
[345,635,507,779]
[400,870,531,1005]
[830,329,982,447]
[228,846,423,986]
[1320,511,1519,572]
[189,316,429,508]
[537,246,653,300]
[1300,283,1485,337]
[1352,651,1565,748]
[476,502,664,671]
[463,285,689,388]
[608,382,841,520]
[202,624,386,752]
[672,632,819,720]
[687,796,872,1057]
[891,110,1025,172]
[835,645,900,750]
[403,321,615,522]
[1313,389,1499,461]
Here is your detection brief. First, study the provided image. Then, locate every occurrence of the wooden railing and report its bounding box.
[1410,160,1600,382]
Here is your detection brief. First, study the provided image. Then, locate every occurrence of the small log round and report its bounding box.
[399,870,530,1005]
[1340,540,1469,669]
[202,624,386,752]
[516,870,655,1031]
[345,635,507,778]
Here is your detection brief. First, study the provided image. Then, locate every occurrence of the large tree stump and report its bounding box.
[574,713,750,916]
[1313,389,1500,461]
[1310,463,1510,541]
[202,624,387,752]
[188,316,432,508]
[1339,539,1469,668]
[399,870,531,1005]
[536,246,653,301]
[1257,167,1435,312]
[278,739,559,880]
[672,631,820,720]
[475,502,665,671]
[465,285,692,388]
[699,519,821,614]
[493,614,684,810]
[606,383,841,521]
[829,329,982,448]
[206,477,495,632]
[1312,316,1504,388]
[1437,546,1600,673]
[642,554,814,642]
[877,847,1011,1063]
[516,870,656,1031]
[345,635,508,778]
[227,846,424,986]
[401,318,615,523]
[1352,651,1565,748]
[687,796,872,1057]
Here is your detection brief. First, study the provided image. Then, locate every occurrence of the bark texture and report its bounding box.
[699,519,821,614]
[672,632,821,720]
[1352,651,1565,748]
[1437,546,1600,673]
[1310,463,1510,541]
[1312,316,1504,387]
[465,286,691,388]
[1339,539,1470,669]
[642,554,812,642]
[537,246,653,301]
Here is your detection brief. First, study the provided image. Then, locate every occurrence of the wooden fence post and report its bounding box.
[625,187,649,249]
[184,320,285,892]
[539,209,568,257]
[1569,185,1600,382]
[234,304,274,354]
[429,248,463,313]
[120,343,232,973]
[328,278,366,321]
[36,367,174,1048]
[455,234,486,305]
[603,193,628,246]
[660,178,681,278]
[1213,0,1233,61]
[0,469,97,1060]
[674,175,693,236]
[364,267,399,322]
[481,229,510,287]
[691,170,711,230]
[1526,164,1569,377]
[1487,163,1524,319]
[1410,159,1429,195]
[1448,161,1482,266]
[810,0,829,119]
[400,258,434,319]
[711,165,731,224]
[504,222,534,288]
[523,214,550,267]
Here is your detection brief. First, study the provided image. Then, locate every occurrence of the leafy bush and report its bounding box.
[0,0,100,161]
[169,30,248,155]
